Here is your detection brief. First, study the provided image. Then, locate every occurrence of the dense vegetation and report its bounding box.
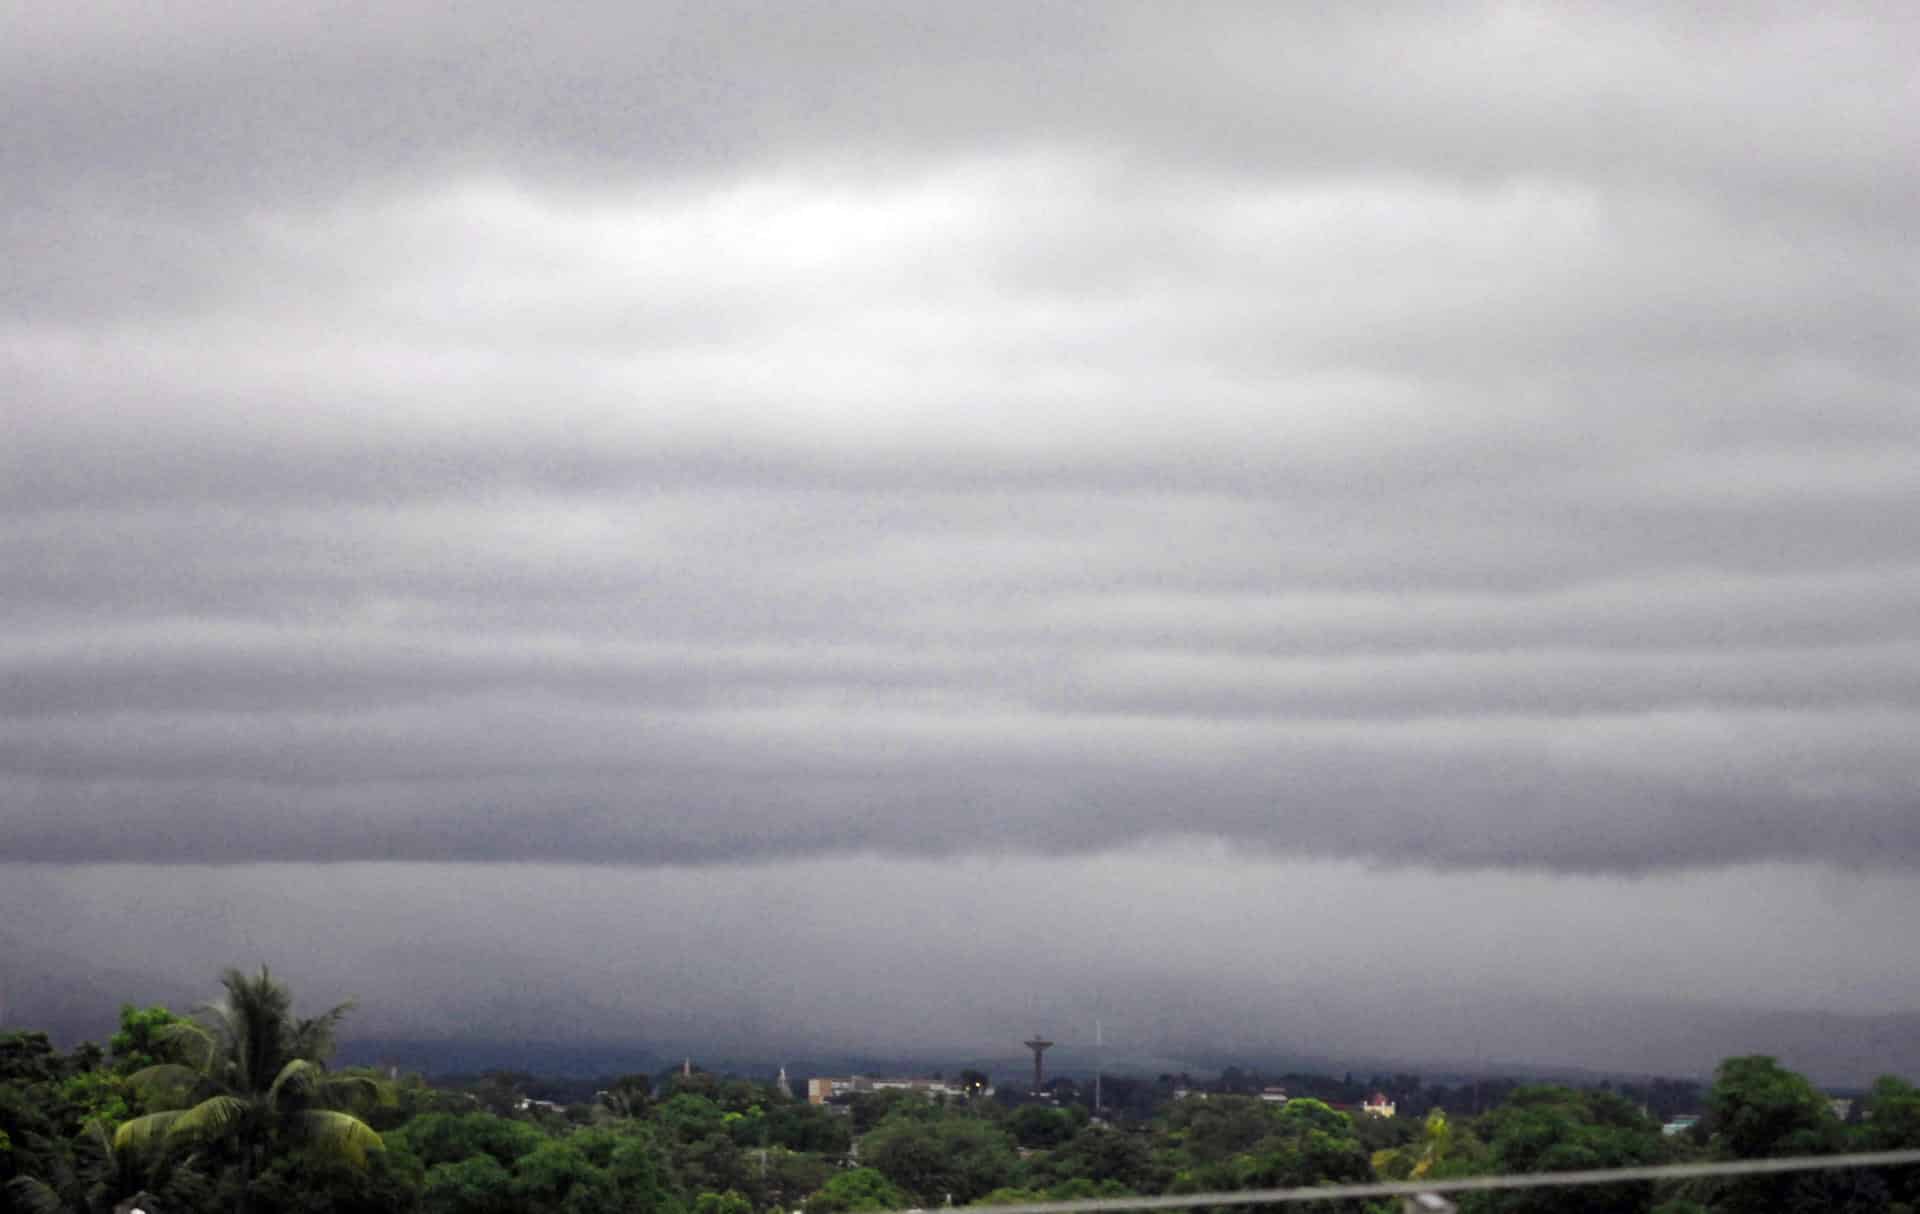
[6,970,1920,1214]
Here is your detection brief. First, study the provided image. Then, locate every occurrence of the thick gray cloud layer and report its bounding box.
[4,3,1918,878]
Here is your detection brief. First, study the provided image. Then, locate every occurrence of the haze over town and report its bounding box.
[4,3,1919,1086]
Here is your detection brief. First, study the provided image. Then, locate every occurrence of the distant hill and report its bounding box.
[7,935,1917,1088]
[1154,1000,1920,1088]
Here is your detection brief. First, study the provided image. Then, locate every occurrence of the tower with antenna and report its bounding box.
[1023,1034,1054,1094]
[1094,1019,1103,1115]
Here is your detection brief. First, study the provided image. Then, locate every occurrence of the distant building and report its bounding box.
[1362,1092,1396,1118]
[806,1076,972,1105]
[1259,1086,1289,1104]
[1662,1115,1700,1136]
[1830,1097,1854,1121]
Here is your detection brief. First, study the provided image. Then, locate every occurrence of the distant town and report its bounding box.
[7,969,1917,1214]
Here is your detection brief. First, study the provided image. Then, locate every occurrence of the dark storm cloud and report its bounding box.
[3,4,1918,877]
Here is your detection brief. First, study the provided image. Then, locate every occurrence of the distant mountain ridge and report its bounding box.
[331,1005,1920,1089]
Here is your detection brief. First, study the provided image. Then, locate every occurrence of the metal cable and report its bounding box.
[932,1148,1920,1213]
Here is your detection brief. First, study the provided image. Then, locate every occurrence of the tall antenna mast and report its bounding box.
[1094,1019,1103,1115]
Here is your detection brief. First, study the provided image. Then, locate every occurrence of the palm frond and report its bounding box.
[267,1058,323,1108]
[113,1112,185,1156]
[171,1095,249,1142]
[80,1118,117,1163]
[291,1110,383,1167]
[317,1074,388,1114]
[78,1118,148,1202]
[194,995,239,1074]
[212,966,296,1093]
[125,1063,213,1108]
[152,1020,216,1069]
[3,1175,67,1214]
[5,1135,77,1211]
[291,1000,355,1063]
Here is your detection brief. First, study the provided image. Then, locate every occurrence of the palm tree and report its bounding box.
[4,1121,116,1214]
[5,1119,190,1214]
[113,967,383,1214]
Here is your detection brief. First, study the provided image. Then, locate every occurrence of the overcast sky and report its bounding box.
[4,2,1919,1077]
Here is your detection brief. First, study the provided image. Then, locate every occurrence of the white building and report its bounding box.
[806,1076,972,1105]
